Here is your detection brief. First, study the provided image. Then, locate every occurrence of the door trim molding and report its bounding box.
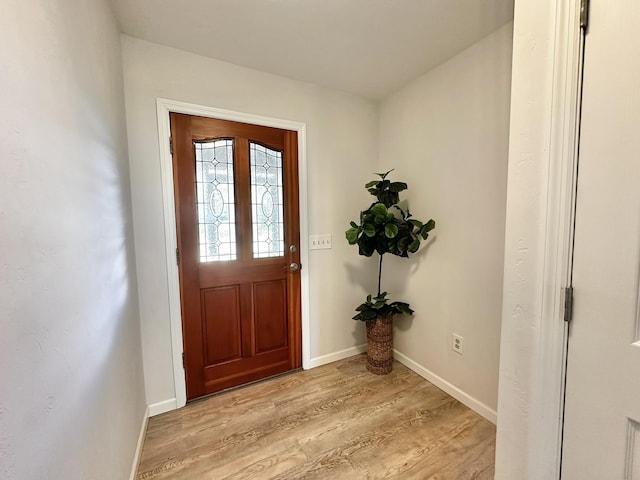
[155,98,310,410]
[531,1,584,477]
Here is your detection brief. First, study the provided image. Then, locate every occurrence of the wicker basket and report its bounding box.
[366,316,393,374]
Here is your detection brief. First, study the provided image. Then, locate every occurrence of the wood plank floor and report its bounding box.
[137,355,495,479]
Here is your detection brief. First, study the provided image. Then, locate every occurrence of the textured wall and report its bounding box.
[495,1,557,477]
[0,1,146,478]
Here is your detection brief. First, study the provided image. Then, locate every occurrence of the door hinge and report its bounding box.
[563,286,574,323]
[182,352,185,369]
[580,0,589,31]
[169,136,174,155]
[176,247,180,266]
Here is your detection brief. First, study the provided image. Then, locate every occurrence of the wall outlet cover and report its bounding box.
[452,334,464,355]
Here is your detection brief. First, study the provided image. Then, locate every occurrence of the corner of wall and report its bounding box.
[129,407,150,480]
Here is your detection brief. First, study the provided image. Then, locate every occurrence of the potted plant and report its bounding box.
[345,170,435,374]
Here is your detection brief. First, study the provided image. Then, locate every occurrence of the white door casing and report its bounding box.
[496,1,589,477]
[561,1,640,478]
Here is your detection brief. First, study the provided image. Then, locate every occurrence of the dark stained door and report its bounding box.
[170,113,301,400]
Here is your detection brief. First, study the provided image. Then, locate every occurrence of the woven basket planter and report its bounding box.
[365,316,394,374]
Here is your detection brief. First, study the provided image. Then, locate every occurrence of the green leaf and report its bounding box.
[349,221,358,228]
[363,223,376,237]
[393,302,414,316]
[345,227,359,244]
[420,219,435,239]
[389,182,408,192]
[423,219,436,232]
[397,237,409,253]
[358,238,376,257]
[365,180,379,188]
[361,310,377,320]
[384,223,398,239]
[370,203,388,217]
[378,191,399,207]
[408,237,421,253]
[375,169,394,180]
[408,219,423,229]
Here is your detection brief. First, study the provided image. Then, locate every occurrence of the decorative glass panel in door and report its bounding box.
[250,142,285,258]
[194,139,236,262]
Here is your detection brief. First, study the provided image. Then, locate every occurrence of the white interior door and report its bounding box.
[562,1,640,478]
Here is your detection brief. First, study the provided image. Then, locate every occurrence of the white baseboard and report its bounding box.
[393,349,497,424]
[148,398,177,417]
[307,344,367,369]
[129,406,149,480]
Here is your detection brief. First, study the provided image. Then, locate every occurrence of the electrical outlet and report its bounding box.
[452,334,464,355]
[309,234,332,250]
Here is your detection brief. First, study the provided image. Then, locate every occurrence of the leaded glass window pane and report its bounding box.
[250,142,285,258]
[195,139,237,262]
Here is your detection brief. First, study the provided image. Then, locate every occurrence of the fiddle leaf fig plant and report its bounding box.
[345,170,435,321]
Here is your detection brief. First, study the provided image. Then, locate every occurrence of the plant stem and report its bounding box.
[377,253,383,296]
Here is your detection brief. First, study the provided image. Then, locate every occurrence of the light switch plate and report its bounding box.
[309,234,332,250]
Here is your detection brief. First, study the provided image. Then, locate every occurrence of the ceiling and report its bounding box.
[110,0,514,100]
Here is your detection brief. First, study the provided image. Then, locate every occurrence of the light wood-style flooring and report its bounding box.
[137,355,495,479]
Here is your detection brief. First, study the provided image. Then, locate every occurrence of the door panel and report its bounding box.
[254,280,288,353]
[202,286,242,365]
[170,113,301,400]
[561,1,640,477]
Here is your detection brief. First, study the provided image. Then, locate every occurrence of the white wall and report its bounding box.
[378,23,513,418]
[121,36,378,408]
[0,1,146,479]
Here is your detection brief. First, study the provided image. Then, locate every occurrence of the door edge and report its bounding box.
[155,98,310,410]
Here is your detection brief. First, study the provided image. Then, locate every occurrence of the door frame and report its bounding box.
[530,1,585,476]
[496,1,584,477]
[528,1,583,473]
[155,98,309,409]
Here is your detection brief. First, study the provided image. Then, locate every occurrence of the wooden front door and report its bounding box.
[170,113,301,400]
